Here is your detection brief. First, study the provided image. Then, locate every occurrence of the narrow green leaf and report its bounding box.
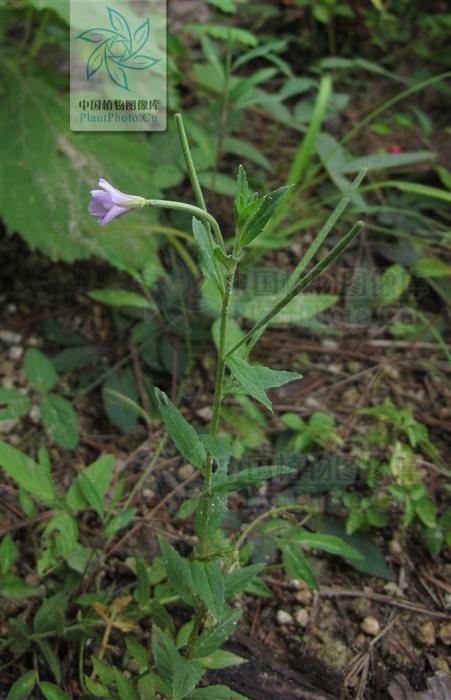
[0,441,55,502]
[0,534,19,575]
[292,530,363,560]
[252,366,301,389]
[193,609,242,658]
[158,536,194,605]
[198,649,246,669]
[40,394,79,449]
[88,288,150,308]
[24,348,58,392]
[39,683,70,700]
[239,185,292,247]
[103,507,136,536]
[188,686,248,700]
[102,368,140,434]
[6,671,37,700]
[341,150,435,173]
[224,563,265,599]
[280,543,318,589]
[191,560,224,619]
[155,389,207,470]
[212,465,295,494]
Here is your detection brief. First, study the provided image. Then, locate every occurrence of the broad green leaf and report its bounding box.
[125,637,148,670]
[0,534,19,575]
[88,289,151,309]
[193,609,242,658]
[280,543,318,589]
[0,64,159,266]
[40,683,70,700]
[40,394,79,449]
[0,389,30,421]
[234,292,338,327]
[188,686,248,699]
[378,264,411,305]
[227,356,272,411]
[212,465,294,494]
[52,345,99,371]
[0,574,39,599]
[102,368,139,433]
[224,563,265,599]
[292,530,362,560]
[0,441,55,502]
[316,516,390,579]
[415,498,436,528]
[24,349,58,393]
[6,671,37,700]
[33,592,68,633]
[191,560,224,620]
[158,537,194,605]
[155,390,207,470]
[66,454,115,512]
[198,649,246,669]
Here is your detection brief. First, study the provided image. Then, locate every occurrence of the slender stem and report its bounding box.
[227,221,364,357]
[175,113,208,213]
[146,199,224,248]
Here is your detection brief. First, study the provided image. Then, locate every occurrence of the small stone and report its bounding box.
[0,329,21,344]
[177,464,195,481]
[0,418,18,434]
[8,346,23,361]
[276,610,293,625]
[294,588,313,606]
[196,406,212,421]
[29,404,41,424]
[361,616,380,636]
[416,621,435,647]
[353,633,367,650]
[294,609,309,627]
[438,623,451,646]
[389,539,402,555]
[384,582,402,597]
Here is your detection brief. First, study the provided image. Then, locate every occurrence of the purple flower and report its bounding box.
[89,178,146,225]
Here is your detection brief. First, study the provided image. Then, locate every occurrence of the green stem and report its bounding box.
[227,220,364,357]
[146,199,223,248]
[175,113,208,213]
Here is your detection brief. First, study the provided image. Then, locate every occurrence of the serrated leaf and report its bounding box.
[238,185,292,247]
[172,660,203,700]
[198,649,246,669]
[191,560,224,619]
[224,563,265,599]
[0,389,30,421]
[158,537,194,605]
[40,394,79,449]
[280,543,318,589]
[212,465,294,494]
[66,454,115,512]
[0,64,159,266]
[193,609,242,658]
[155,389,207,470]
[24,349,58,393]
[227,356,272,411]
[252,366,301,389]
[0,441,55,502]
[113,669,139,700]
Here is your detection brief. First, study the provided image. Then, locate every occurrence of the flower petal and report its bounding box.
[100,205,128,224]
